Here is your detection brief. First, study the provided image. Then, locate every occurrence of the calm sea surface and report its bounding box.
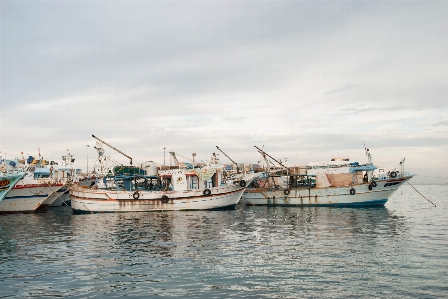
[1,185,447,298]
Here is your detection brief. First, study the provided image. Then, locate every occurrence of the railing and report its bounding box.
[0,160,25,176]
[372,170,412,180]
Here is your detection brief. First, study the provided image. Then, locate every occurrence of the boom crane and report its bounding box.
[92,134,133,165]
[257,146,274,170]
[169,151,180,166]
[216,146,240,173]
[254,145,288,170]
[168,151,199,168]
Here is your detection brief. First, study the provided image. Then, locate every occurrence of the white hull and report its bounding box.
[50,188,71,207]
[71,185,246,212]
[243,177,412,207]
[0,184,62,213]
[35,185,65,210]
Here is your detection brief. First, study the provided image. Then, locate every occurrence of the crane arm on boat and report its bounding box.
[92,134,133,165]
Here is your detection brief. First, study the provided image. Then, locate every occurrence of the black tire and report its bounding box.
[239,180,246,187]
[133,191,140,199]
[390,171,397,178]
[161,195,169,203]
[203,189,211,196]
[284,189,290,195]
[371,181,377,187]
[350,188,355,195]
[368,184,373,190]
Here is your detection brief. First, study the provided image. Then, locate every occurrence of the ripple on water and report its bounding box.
[0,185,447,298]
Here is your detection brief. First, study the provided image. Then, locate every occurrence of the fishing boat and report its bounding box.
[0,156,63,213]
[242,147,414,207]
[71,162,252,213]
[0,159,26,202]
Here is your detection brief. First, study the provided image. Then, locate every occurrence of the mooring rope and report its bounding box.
[28,183,50,195]
[407,181,436,207]
[52,184,70,206]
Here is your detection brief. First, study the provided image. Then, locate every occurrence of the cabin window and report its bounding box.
[190,176,199,189]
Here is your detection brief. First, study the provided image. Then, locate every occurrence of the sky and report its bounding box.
[1,0,447,184]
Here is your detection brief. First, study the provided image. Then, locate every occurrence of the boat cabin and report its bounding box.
[52,167,82,182]
[159,168,222,191]
[34,168,51,179]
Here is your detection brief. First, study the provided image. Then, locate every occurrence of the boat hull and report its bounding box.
[49,187,71,207]
[35,185,65,210]
[0,184,62,213]
[71,185,246,213]
[242,177,412,207]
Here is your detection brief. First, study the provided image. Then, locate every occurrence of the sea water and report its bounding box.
[0,185,447,298]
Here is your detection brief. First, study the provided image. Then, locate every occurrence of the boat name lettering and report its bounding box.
[0,180,10,187]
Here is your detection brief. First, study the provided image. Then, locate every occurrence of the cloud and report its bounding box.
[1,1,448,184]
[323,84,360,95]
[430,120,448,127]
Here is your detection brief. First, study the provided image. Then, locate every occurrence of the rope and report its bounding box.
[407,181,436,207]
[51,184,70,207]
[28,182,51,195]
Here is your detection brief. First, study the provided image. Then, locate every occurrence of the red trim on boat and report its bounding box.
[13,183,63,189]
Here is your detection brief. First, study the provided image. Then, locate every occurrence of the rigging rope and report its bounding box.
[407,181,436,207]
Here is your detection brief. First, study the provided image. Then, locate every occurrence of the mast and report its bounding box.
[91,134,133,165]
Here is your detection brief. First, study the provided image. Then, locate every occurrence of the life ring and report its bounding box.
[239,180,246,187]
[203,189,211,196]
[350,188,355,195]
[161,195,169,203]
[390,171,397,178]
[133,191,140,199]
[371,181,377,187]
[368,184,373,191]
[284,189,290,195]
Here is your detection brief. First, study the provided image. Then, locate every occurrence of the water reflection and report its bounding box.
[0,205,410,268]
[0,186,446,298]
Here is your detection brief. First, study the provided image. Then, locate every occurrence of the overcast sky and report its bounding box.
[1,0,447,184]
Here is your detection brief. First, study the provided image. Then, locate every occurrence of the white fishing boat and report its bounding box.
[71,162,253,213]
[2,182,63,213]
[242,148,413,207]
[0,155,63,213]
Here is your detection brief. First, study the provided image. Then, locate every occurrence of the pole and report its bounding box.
[86,145,89,173]
[91,134,133,165]
[163,147,166,166]
[216,146,239,173]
